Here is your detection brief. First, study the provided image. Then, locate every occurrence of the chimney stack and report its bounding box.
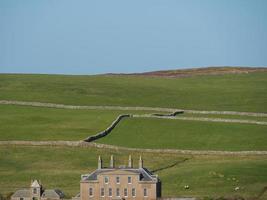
[139,156,143,168]
[110,155,114,168]
[98,156,102,169]
[128,155,133,168]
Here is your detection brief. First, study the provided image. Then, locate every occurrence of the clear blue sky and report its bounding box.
[0,0,267,74]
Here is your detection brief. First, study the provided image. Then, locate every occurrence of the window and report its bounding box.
[132,188,136,197]
[108,188,112,197]
[33,188,37,194]
[124,188,128,197]
[100,188,104,197]
[104,176,109,184]
[20,198,24,200]
[116,188,120,197]
[116,176,120,184]
[89,188,93,197]
[128,176,132,184]
[144,188,148,197]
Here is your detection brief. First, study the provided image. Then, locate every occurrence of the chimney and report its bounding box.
[98,156,102,169]
[139,156,143,168]
[128,155,133,168]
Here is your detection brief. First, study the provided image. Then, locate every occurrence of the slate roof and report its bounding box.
[81,167,158,182]
[12,189,30,198]
[31,180,41,188]
[12,189,64,199]
[42,189,64,199]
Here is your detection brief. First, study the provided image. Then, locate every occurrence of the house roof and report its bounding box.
[31,180,41,188]
[81,167,158,182]
[12,189,30,198]
[12,189,64,199]
[42,189,64,199]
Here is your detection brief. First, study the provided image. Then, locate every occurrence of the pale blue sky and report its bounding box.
[0,0,267,74]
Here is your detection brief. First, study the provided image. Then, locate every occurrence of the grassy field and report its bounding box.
[0,146,266,199]
[1,105,266,152]
[1,71,267,199]
[98,117,267,151]
[1,72,267,112]
[0,105,159,141]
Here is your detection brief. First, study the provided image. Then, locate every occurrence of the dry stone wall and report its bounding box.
[84,114,131,142]
[1,100,267,117]
[0,141,267,155]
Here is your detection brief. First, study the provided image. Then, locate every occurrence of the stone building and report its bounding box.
[11,180,64,200]
[78,155,161,200]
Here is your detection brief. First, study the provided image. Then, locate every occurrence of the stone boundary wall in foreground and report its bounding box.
[1,141,267,156]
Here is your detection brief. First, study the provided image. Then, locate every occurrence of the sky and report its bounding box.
[0,0,267,74]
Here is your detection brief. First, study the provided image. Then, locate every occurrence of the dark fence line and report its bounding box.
[83,114,131,142]
[152,111,184,117]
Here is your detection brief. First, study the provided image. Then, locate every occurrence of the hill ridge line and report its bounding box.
[1,100,267,117]
[107,66,267,77]
[0,141,266,155]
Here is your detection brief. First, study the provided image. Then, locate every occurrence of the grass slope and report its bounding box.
[1,105,266,151]
[0,146,266,199]
[98,118,267,151]
[0,105,119,141]
[0,105,158,141]
[1,72,267,112]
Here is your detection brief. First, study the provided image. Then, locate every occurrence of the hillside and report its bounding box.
[1,146,267,198]
[98,117,267,151]
[0,67,267,199]
[1,68,267,112]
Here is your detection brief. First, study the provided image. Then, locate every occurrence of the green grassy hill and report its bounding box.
[1,71,267,112]
[0,146,266,199]
[0,105,155,141]
[98,117,267,151]
[0,104,266,151]
[0,68,267,199]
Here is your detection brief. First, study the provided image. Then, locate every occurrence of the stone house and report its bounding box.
[77,155,161,200]
[11,180,64,200]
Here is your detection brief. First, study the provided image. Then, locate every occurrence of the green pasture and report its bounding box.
[1,72,267,199]
[98,117,267,151]
[0,105,156,141]
[1,72,267,112]
[0,146,266,199]
[1,105,266,151]
[0,105,117,141]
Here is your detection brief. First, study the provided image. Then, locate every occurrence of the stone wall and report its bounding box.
[1,141,266,156]
[83,114,131,142]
